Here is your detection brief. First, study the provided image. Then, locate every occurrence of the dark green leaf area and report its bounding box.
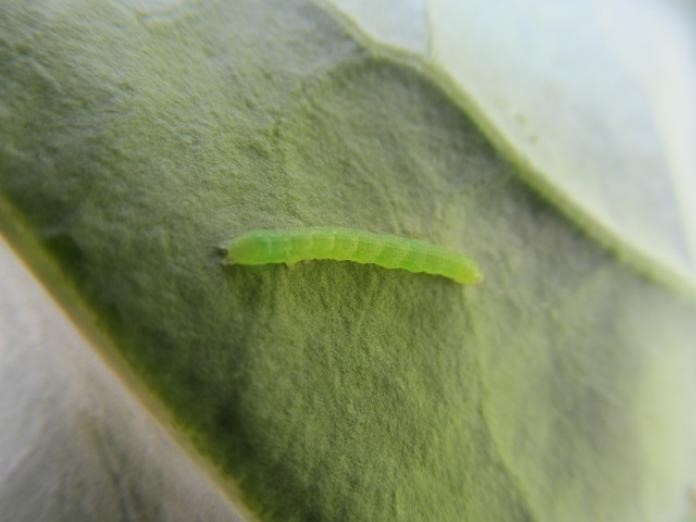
[1,1,694,521]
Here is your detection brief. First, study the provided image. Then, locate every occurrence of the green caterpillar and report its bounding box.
[219,227,482,285]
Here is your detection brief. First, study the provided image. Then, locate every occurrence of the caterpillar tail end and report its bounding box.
[458,264,484,286]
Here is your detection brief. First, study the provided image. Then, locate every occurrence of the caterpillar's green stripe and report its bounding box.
[220,227,482,285]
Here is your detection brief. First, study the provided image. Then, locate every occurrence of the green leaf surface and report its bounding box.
[326,0,696,291]
[0,236,246,522]
[1,1,695,521]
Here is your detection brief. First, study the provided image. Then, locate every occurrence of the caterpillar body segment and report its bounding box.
[220,227,482,285]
